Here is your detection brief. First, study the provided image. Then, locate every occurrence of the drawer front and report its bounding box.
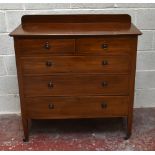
[23,75,129,97]
[77,37,134,55]
[21,56,130,75]
[25,96,129,118]
[17,39,75,55]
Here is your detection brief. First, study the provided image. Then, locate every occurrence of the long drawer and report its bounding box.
[21,56,130,75]
[25,96,129,119]
[23,74,129,97]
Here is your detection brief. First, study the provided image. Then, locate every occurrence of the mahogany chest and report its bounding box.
[10,14,141,141]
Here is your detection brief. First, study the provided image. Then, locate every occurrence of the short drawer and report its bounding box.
[23,74,129,97]
[16,38,75,55]
[25,96,129,119]
[77,37,135,55]
[21,56,130,75]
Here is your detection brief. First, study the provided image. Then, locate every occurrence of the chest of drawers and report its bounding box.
[10,14,141,142]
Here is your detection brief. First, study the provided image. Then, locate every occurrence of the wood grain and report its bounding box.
[23,74,129,97]
[21,55,130,75]
[9,15,141,36]
[25,96,129,119]
[16,38,75,55]
[77,36,135,55]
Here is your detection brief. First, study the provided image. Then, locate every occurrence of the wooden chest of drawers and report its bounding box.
[10,14,141,142]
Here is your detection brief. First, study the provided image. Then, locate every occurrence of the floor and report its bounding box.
[0,108,155,151]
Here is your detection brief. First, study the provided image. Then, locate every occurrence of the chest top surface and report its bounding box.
[10,14,142,37]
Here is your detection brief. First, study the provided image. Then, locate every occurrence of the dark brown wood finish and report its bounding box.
[21,14,132,24]
[10,14,141,141]
[10,15,141,37]
[23,74,129,97]
[16,38,75,55]
[77,36,136,55]
[21,56,130,74]
[25,96,129,119]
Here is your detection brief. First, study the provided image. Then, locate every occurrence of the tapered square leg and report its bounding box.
[22,118,29,142]
[124,132,131,140]
[123,116,132,140]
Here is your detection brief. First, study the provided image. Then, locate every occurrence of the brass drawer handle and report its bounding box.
[48,81,53,88]
[46,61,52,67]
[44,41,51,49]
[102,60,108,65]
[102,81,108,87]
[101,43,108,49]
[101,102,107,109]
[48,103,54,109]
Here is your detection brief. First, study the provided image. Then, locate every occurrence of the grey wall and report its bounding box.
[0,3,155,113]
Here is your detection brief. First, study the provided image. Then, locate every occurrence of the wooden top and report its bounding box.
[10,14,142,37]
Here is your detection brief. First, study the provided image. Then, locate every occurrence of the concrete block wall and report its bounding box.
[0,3,155,113]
